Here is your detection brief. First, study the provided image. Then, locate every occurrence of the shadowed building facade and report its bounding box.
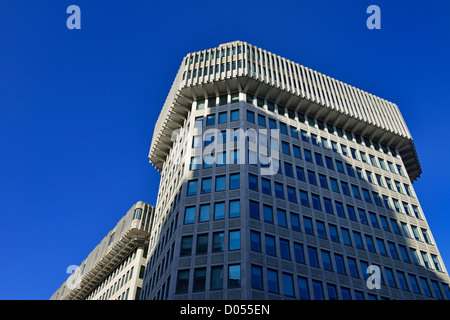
[51,201,154,300]
[140,41,450,300]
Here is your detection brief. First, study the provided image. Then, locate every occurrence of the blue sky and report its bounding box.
[0,0,449,299]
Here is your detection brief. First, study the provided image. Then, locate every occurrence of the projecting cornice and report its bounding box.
[148,41,422,181]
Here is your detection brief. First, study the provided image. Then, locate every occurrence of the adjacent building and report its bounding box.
[51,201,154,300]
[140,41,450,300]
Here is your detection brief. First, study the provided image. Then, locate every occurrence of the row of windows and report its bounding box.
[184,60,242,80]
[180,229,241,256]
[184,199,241,224]
[249,222,441,273]
[249,264,449,300]
[174,262,450,299]
[249,168,419,219]
[176,264,241,294]
[86,249,139,300]
[186,173,240,196]
[187,45,242,65]
[191,92,401,160]
[248,179,428,244]
[189,127,414,205]
[249,198,435,260]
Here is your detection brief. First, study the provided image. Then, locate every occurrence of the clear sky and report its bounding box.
[0,0,449,300]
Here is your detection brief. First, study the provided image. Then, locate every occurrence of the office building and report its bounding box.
[51,201,154,300]
[140,41,450,300]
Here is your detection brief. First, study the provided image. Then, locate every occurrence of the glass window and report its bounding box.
[315,153,323,166]
[397,271,409,291]
[341,287,351,300]
[335,254,346,274]
[250,231,261,252]
[261,178,271,195]
[184,206,195,224]
[365,235,376,253]
[265,235,276,256]
[304,149,312,162]
[388,242,399,259]
[324,198,333,215]
[352,185,361,200]
[341,181,350,196]
[376,238,387,256]
[180,236,193,256]
[303,217,313,235]
[249,173,258,191]
[280,239,291,260]
[335,160,344,173]
[353,232,364,250]
[431,281,443,300]
[277,209,287,227]
[294,242,305,264]
[293,145,301,159]
[316,220,327,239]
[267,269,279,293]
[312,194,322,211]
[327,284,338,300]
[322,250,333,271]
[214,202,225,220]
[249,200,259,220]
[206,114,215,126]
[298,277,310,300]
[187,180,198,196]
[263,205,273,223]
[422,229,432,244]
[318,174,328,189]
[335,201,345,218]
[230,109,239,121]
[274,182,284,199]
[341,228,352,246]
[229,230,241,251]
[199,204,210,222]
[281,141,290,155]
[212,232,224,252]
[247,110,255,123]
[300,190,309,207]
[196,234,208,255]
[358,208,368,224]
[330,178,339,193]
[420,277,432,297]
[283,273,295,297]
[212,175,225,193]
[408,274,420,294]
[399,245,410,263]
[308,246,319,268]
[210,266,223,290]
[201,178,212,194]
[176,270,190,293]
[229,173,240,190]
[228,265,241,288]
[296,166,305,181]
[348,257,359,278]
[290,213,300,232]
[251,265,263,290]
[229,200,240,218]
[329,224,339,243]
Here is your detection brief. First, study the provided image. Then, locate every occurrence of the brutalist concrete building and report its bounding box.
[140,41,450,300]
[51,201,154,300]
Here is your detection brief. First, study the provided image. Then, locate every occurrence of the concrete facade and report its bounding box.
[140,41,450,300]
[51,201,155,300]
